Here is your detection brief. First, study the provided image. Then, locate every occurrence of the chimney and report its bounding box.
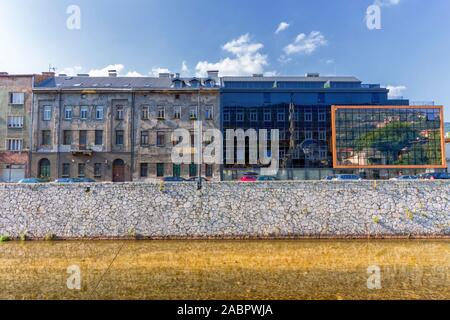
[252,74,264,78]
[0,72,9,76]
[306,72,320,78]
[34,71,55,85]
[175,73,180,79]
[77,73,90,77]
[58,73,67,77]
[159,73,171,79]
[207,70,219,82]
[108,70,117,77]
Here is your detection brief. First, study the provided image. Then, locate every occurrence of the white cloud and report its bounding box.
[284,31,327,55]
[88,64,125,77]
[59,66,83,75]
[387,85,407,97]
[275,22,290,34]
[181,61,190,76]
[325,59,335,65]
[150,67,171,77]
[125,71,144,77]
[375,0,401,7]
[195,33,269,77]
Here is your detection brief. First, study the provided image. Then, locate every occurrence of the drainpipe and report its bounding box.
[56,89,62,178]
[29,75,35,178]
[130,90,135,182]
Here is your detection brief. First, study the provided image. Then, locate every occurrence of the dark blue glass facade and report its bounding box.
[221,78,410,177]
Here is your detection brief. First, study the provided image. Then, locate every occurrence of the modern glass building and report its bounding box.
[332,106,446,178]
[220,74,447,180]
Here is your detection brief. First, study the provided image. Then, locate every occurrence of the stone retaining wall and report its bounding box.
[0,182,449,239]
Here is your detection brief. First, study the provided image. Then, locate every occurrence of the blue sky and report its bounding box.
[1,0,450,120]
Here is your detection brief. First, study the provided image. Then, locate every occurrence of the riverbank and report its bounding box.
[0,240,448,300]
[0,181,449,239]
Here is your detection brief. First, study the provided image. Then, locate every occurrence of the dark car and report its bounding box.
[257,176,278,181]
[187,177,210,182]
[73,178,96,183]
[18,178,47,184]
[162,177,186,182]
[421,172,450,180]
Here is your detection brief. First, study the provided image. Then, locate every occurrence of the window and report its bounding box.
[42,130,51,146]
[173,106,181,120]
[205,164,213,177]
[80,106,89,120]
[6,139,23,151]
[173,164,181,177]
[157,106,165,119]
[277,111,285,122]
[318,112,326,122]
[318,93,325,104]
[157,132,165,147]
[38,159,50,179]
[205,108,213,120]
[64,106,73,120]
[319,130,327,141]
[79,130,87,147]
[7,116,24,128]
[141,106,149,120]
[10,92,25,105]
[156,163,165,177]
[62,163,71,178]
[95,130,103,145]
[305,112,312,122]
[78,163,86,177]
[223,112,230,122]
[190,108,198,120]
[140,163,148,178]
[116,106,124,120]
[250,111,258,122]
[305,130,313,140]
[189,163,197,177]
[63,130,72,145]
[115,130,124,145]
[43,106,52,121]
[94,163,102,178]
[319,149,328,160]
[264,111,271,122]
[279,130,286,140]
[236,111,244,122]
[141,131,149,146]
[95,106,104,120]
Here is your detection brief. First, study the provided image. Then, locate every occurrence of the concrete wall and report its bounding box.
[0,181,449,239]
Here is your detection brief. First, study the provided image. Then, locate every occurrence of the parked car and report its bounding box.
[162,176,186,182]
[390,175,418,181]
[331,174,362,181]
[243,172,259,177]
[421,172,450,180]
[322,176,334,181]
[54,178,96,183]
[257,176,278,181]
[18,178,47,184]
[54,178,74,184]
[240,175,258,182]
[187,177,210,182]
[73,178,96,183]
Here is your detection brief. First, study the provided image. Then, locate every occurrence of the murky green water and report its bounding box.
[0,240,448,300]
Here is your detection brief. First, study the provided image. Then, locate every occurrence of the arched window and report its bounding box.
[38,159,50,179]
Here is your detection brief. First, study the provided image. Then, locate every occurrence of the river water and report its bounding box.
[0,240,448,300]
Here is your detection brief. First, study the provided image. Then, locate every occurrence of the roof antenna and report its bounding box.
[48,64,57,73]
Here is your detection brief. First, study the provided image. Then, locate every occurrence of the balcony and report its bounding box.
[71,145,93,156]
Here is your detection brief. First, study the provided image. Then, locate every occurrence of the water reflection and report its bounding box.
[0,240,448,300]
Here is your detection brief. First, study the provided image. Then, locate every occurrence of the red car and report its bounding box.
[240,175,258,182]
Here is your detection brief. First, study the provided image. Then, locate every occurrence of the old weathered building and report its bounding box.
[0,73,34,182]
[31,71,221,182]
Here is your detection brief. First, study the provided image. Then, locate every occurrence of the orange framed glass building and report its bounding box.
[332,106,446,174]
